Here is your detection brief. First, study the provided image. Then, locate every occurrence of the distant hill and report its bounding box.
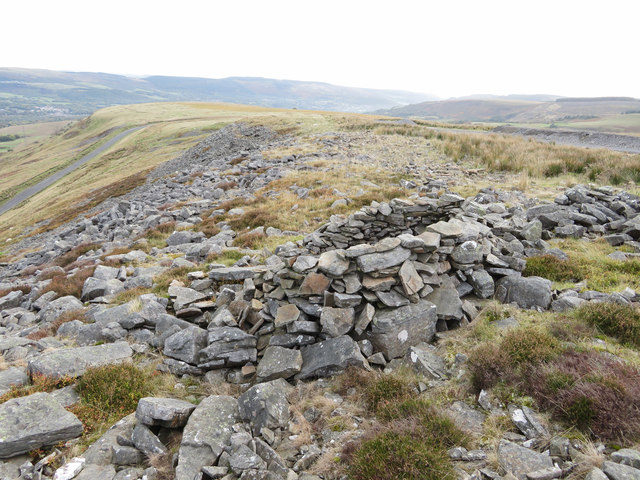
[376,96,640,124]
[0,67,437,126]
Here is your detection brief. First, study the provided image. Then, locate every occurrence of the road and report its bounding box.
[0,126,143,217]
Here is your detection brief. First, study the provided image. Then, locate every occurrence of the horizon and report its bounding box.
[2,0,639,99]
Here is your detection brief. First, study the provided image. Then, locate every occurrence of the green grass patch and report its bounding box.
[575,302,640,347]
[523,254,583,282]
[207,250,246,267]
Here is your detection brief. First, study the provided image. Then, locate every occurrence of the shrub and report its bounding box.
[39,266,96,299]
[544,163,564,177]
[0,284,32,298]
[75,364,155,417]
[53,243,101,268]
[523,255,584,282]
[344,403,466,480]
[501,327,560,365]
[233,231,267,249]
[576,302,640,347]
[468,342,513,391]
[526,350,640,441]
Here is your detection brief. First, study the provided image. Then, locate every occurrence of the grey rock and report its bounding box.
[525,466,562,480]
[93,265,119,280]
[256,346,303,382]
[367,300,437,360]
[496,276,552,310]
[398,261,424,296]
[317,249,350,276]
[296,335,368,380]
[498,440,553,480]
[521,220,543,242]
[0,291,23,310]
[170,286,207,311]
[451,241,483,264]
[28,342,133,379]
[135,397,196,428]
[550,295,587,312]
[238,378,291,434]
[39,296,84,323]
[82,413,137,465]
[375,289,410,307]
[209,267,257,281]
[164,326,208,365]
[199,327,257,368]
[603,461,640,480]
[81,277,124,301]
[584,468,609,480]
[405,345,448,380]
[425,286,463,320]
[175,395,238,480]
[292,256,318,273]
[229,444,267,474]
[0,367,28,396]
[612,449,640,470]
[354,303,375,335]
[333,292,362,308]
[447,401,486,436]
[111,445,143,466]
[131,423,167,456]
[356,246,411,273]
[468,270,495,299]
[427,220,463,238]
[274,304,300,328]
[74,464,116,480]
[0,392,83,458]
[320,307,355,337]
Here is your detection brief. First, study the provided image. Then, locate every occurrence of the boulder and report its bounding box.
[238,378,291,434]
[497,440,553,480]
[320,307,355,337]
[468,270,495,299]
[0,367,28,396]
[256,346,303,382]
[450,241,483,264]
[135,397,196,428]
[0,392,83,458]
[81,277,124,301]
[175,395,239,480]
[612,449,640,470]
[496,276,552,310]
[602,461,640,480]
[425,286,463,320]
[28,342,133,379]
[296,335,368,380]
[367,300,437,359]
[131,423,167,455]
[0,290,23,310]
[164,326,208,365]
[39,296,84,324]
[199,327,257,368]
[209,267,257,281]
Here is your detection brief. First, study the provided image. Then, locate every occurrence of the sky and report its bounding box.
[2,0,639,99]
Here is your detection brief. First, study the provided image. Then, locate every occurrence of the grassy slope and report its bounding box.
[0,102,380,245]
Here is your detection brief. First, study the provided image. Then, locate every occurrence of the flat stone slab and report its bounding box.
[209,267,258,281]
[176,395,238,480]
[498,440,553,480]
[135,397,196,428]
[28,341,133,379]
[0,392,83,458]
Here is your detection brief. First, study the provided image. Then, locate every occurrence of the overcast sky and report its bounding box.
[3,0,639,99]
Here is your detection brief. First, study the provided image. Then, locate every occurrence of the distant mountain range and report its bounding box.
[0,67,437,126]
[375,95,640,123]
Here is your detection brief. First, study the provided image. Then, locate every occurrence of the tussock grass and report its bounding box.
[0,284,32,298]
[53,243,101,268]
[152,265,201,297]
[576,302,640,347]
[336,368,467,480]
[527,238,640,292]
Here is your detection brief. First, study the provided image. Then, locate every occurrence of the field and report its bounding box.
[556,113,640,136]
[0,120,71,152]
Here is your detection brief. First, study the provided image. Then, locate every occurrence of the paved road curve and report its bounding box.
[0,126,143,217]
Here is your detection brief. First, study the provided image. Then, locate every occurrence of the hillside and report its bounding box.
[0,67,435,126]
[377,96,640,134]
[1,105,640,480]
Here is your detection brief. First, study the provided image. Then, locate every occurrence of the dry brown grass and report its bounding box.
[0,284,32,297]
[53,243,101,268]
[39,265,95,299]
[27,308,87,340]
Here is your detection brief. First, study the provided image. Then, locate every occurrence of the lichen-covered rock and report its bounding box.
[367,300,437,360]
[496,276,552,310]
[296,335,368,380]
[0,392,83,458]
[238,378,291,434]
[135,397,196,428]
